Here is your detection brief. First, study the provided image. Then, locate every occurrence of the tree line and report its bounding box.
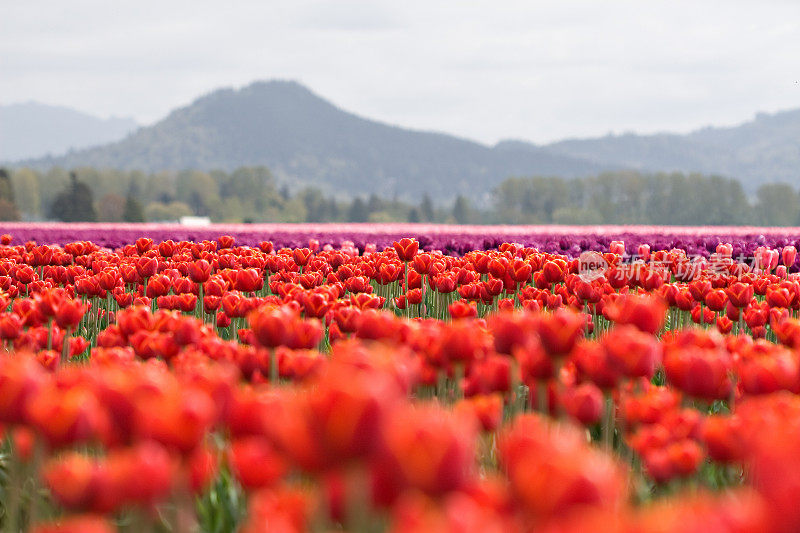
[0,167,797,226]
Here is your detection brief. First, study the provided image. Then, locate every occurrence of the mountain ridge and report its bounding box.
[0,102,138,162]
[542,108,800,186]
[10,80,800,197]
[17,80,607,200]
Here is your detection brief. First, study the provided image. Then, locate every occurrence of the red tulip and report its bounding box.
[716,315,733,334]
[135,256,158,278]
[688,279,712,302]
[248,306,294,348]
[725,281,753,308]
[218,235,235,249]
[333,306,361,333]
[737,346,799,395]
[145,274,170,298]
[188,259,212,283]
[663,346,733,401]
[377,404,477,499]
[55,299,88,329]
[448,300,477,320]
[704,289,727,312]
[455,394,503,432]
[235,268,263,293]
[609,241,625,256]
[782,245,797,267]
[562,383,603,425]
[766,286,793,308]
[542,261,565,284]
[303,292,331,319]
[744,303,768,329]
[702,414,747,463]
[411,253,434,275]
[499,414,628,520]
[229,436,288,490]
[41,454,103,511]
[292,248,314,267]
[393,238,419,262]
[604,294,667,334]
[537,309,584,357]
[0,312,22,340]
[601,325,661,379]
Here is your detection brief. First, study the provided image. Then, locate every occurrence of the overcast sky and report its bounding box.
[1,0,798,144]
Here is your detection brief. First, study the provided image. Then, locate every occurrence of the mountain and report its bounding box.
[16,81,800,197]
[543,109,800,189]
[0,102,138,162]
[19,81,607,201]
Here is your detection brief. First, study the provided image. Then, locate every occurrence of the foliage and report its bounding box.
[0,199,20,222]
[0,168,20,221]
[145,201,193,222]
[492,172,785,226]
[8,165,800,226]
[452,194,473,224]
[48,172,97,222]
[123,193,146,223]
[97,193,126,222]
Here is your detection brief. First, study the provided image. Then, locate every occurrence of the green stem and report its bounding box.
[46,318,53,351]
[270,347,278,384]
[602,393,615,450]
[61,327,71,365]
[26,437,45,530]
[5,449,20,533]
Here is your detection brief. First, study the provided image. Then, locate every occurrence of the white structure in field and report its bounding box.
[179,216,211,226]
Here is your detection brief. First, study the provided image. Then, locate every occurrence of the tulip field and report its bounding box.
[3,225,800,532]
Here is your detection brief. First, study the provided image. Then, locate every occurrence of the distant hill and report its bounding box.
[20,81,607,201]
[0,102,137,162]
[15,81,800,197]
[542,109,800,190]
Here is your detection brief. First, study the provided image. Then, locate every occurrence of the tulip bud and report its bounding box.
[188,259,212,283]
[55,299,88,329]
[716,242,733,257]
[609,241,625,256]
[783,246,797,268]
[754,246,775,272]
[770,249,780,270]
[393,238,419,262]
[218,235,235,249]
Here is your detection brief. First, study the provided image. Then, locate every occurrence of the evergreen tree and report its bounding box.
[348,197,369,222]
[0,199,19,221]
[367,194,382,216]
[49,172,97,222]
[9,168,40,219]
[0,168,15,203]
[452,195,471,224]
[123,193,146,222]
[299,188,326,222]
[0,168,20,221]
[420,194,434,221]
[408,207,421,223]
[754,183,797,226]
[326,199,340,221]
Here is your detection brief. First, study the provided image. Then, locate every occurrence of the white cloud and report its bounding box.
[1,0,798,143]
